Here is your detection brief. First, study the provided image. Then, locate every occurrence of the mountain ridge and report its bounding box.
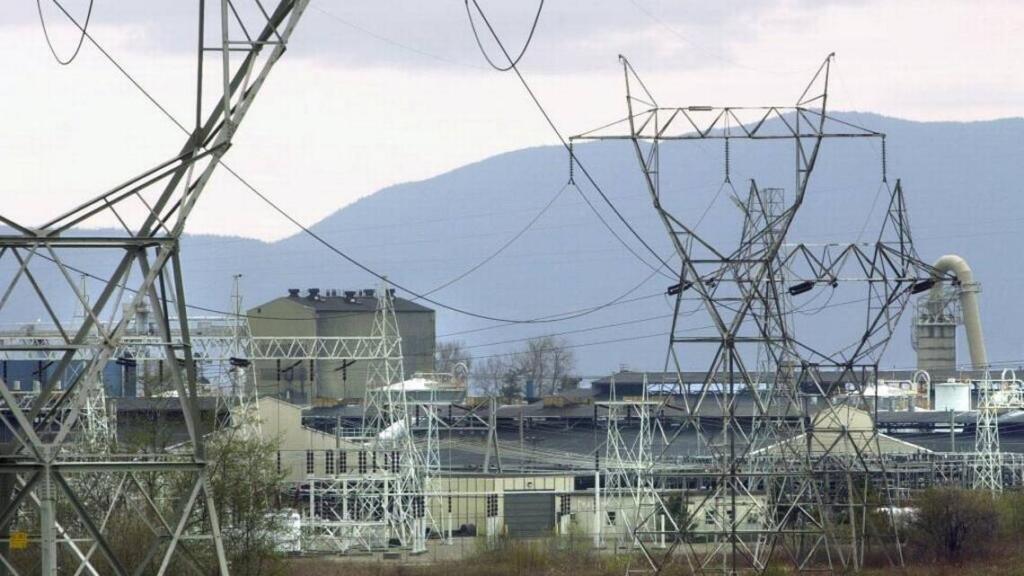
[3,112,1023,376]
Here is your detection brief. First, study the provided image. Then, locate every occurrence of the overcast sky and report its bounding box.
[4,0,1022,239]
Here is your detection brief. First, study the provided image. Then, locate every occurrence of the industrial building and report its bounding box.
[3,5,1019,573]
[248,288,436,402]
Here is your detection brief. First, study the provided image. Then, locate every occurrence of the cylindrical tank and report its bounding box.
[933,379,971,412]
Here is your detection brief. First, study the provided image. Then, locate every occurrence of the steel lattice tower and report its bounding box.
[360,284,431,553]
[973,371,1003,492]
[573,55,946,574]
[600,374,679,556]
[0,2,308,573]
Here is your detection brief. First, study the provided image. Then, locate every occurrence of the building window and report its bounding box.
[391,451,400,473]
[560,495,571,515]
[306,450,314,475]
[339,450,347,474]
[486,494,499,518]
[705,510,715,525]
[325,450,335,475]
[358,451,367,474]
[413,496,425,519]
[276,451,281,474]
[606,510,617,526]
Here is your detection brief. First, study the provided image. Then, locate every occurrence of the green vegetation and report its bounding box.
[282,487,1024,575]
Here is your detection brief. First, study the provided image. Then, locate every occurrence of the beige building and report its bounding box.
[248,288,435,402]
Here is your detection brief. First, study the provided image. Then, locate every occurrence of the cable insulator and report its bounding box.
[724,138,731,183]
[568,141,575,184]
[881,136,888,183]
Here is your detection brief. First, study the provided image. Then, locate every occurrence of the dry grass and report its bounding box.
[281,541,664,576]
[283,543,1024,576]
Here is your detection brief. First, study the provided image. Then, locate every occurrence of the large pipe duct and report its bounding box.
[930,254,988,369]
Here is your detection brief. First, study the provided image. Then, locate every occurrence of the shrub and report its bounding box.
[907,487,998,563]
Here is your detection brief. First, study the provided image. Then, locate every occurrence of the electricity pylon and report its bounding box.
[973,370,1003,492]
[0,2,308,573]
[360,284,432,552]
[573,54,943,574]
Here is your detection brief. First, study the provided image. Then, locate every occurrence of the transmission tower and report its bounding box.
[600,374,679,557]
[219,274,262,436]
[0,2,308,573]
[573,55,944,574]
[973,371,1003,492]
[359,284,431,553]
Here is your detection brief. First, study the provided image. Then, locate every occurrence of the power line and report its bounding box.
[464,0,676,280]
[438,290,665,338]
[41,0,674,326]
[229,164,666,324]
[417,181,569,298]
[624,0,806,75]
[448,291,878,358]
[36,0,93,65]
[465,0,544,72]
[460,311,681,351]
[470,330,671,363]
[310,2,486,70]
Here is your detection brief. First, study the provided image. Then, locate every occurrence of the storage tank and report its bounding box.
[933,379,971,412]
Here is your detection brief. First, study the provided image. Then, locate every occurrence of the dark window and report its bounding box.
[306,450,314,475]
[358,451,367,474]
[325,450,335,475]
[486,494,499,518]
[339,450,347,474]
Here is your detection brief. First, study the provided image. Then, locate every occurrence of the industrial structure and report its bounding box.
[0,1,309,574]
[248,287,436,402]
[568,54,977,573]
[3,4,1022,576]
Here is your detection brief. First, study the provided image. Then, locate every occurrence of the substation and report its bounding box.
[0,2,1020,576]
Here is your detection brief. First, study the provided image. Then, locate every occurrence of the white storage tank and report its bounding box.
[933,379,971,412]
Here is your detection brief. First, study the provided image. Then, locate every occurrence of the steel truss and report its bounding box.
[599,374,679,550]
[302,286,432,554]
[0,1,307,573]
[573,55,948,574]
[0,334,392,363]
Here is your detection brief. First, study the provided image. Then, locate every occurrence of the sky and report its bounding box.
[3,0,1022,240]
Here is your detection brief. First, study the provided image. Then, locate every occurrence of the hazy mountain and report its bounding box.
[4,113,1023,377]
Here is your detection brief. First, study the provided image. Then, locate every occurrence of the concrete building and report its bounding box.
[248,288,435,402]
[913,289,959,372]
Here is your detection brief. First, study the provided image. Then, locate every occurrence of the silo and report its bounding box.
[933,380,971,412]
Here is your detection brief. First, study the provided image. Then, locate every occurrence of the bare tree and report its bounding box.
[473,356,509,397]
[548,342,575,394]
[435,340,472,384]
[514,336,576,397]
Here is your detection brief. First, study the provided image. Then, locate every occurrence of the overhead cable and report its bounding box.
[42,0,672,325]
[464,0,544,71]
[464,0,676,280]
[36,0,94,65]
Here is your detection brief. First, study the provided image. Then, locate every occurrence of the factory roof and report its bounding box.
[593,368,1008,388]
[252,288,433,316]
